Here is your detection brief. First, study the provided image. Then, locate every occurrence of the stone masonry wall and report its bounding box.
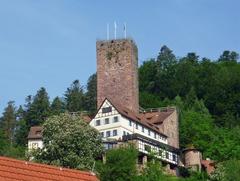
[96,39,139,113]
[159,109,179,148]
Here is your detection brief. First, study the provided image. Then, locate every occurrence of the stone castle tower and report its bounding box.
[96,39,139,113]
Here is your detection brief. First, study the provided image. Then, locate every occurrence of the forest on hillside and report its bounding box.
[0,46,239,164]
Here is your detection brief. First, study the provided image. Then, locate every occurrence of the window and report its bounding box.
[113,116,119,123]
[148,130,151,136]
[166,152,169,159]
[144,145,151,152]
[32,143,38,149]
[100,132,104,138]
[102,106,112,113]
[173,154,177,162]
[135,123,138,129]
[105,118,110,124]
[123,131,126,135]
[129,120,132,126]
[95,120,100,126]
[106,131,111,137]
[159,149,163,156]
[154,133,156,139]
[104,143,114,150]
[113,129,118,136]
[142,127,144,133]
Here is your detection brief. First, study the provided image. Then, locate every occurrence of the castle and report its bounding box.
[28,38,213,175]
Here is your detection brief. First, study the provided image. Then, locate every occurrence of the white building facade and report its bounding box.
[90,98,180,166]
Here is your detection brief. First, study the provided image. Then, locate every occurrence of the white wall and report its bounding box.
[90,99,167,144]
[28,139,43,150]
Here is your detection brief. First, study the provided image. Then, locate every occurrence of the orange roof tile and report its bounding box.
[0,156,99,181]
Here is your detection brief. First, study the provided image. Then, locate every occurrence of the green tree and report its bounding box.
[33,113,103,170]
[0,101,16,144]
[218,50,239,62]
[0,129,8,155]
[51,96,65,115]
[157,45,176,71]
[84,73,97,114]
[180,110,214,158]
[139,59,158,93]
[136,161,172,181]
[65,80,85,112]
[210,160,240,181]
[98,145,138,181]
[27,87,50,126]
[15,98,31,147]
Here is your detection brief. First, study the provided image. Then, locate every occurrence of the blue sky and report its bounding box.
[0,0,239,114]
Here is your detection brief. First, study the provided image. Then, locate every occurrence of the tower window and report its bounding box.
[148,130,151,136]
[142,127,144,133]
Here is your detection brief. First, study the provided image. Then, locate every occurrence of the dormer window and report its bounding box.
[102,106,112,113]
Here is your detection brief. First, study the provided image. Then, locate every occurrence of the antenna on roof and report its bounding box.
[114,21,117,39]
[124,22,127,39]
[107,23,109,40]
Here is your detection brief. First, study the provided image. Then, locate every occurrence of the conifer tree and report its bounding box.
[65,80,84,112]
[51,96,65,115]
[0,101,17,144]
[15,106,28,146]
[157,45,176,71]
[84,74,97,114]
[27,87,50,126]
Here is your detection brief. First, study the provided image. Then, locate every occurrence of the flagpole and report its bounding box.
[107,23,109,40]
[114,21,117,40]
[124,22,127,39]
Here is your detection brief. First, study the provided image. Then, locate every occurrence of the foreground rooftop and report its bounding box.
[0,156,98,181]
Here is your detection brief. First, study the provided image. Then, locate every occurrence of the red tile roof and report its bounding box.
[0,156,99,181]
[201,159,215,174]
[141,110,174,125]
